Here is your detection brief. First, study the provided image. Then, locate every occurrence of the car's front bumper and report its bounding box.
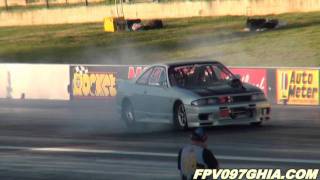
[184,101,271,127]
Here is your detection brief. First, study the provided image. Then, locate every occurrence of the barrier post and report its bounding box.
[267,68,277,104]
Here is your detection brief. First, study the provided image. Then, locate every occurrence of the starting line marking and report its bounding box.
[1,146,320,165]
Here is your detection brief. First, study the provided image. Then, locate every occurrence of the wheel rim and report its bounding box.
[177,104,187,127]
[125,105,134,122]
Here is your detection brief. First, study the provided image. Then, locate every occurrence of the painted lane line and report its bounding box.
[217,155,320,164]
[30,147,320,165]
[1,146,320,165]
[31,147,177,157]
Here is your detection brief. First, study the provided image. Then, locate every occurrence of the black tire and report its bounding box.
[250,121,262,126]
[173,102,188,130]
[122,100,136,127]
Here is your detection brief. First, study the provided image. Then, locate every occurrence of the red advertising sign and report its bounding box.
[230,68,268,95]
[127,66,148,80]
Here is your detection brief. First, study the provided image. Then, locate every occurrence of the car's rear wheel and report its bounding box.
[122,100,136,127]
[174,102,188,130]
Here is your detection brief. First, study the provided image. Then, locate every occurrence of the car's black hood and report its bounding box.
[189,82,261,97]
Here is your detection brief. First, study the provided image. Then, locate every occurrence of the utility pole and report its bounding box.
[4,0,8,10]
[6,71,12,99]
[46,0,49,8]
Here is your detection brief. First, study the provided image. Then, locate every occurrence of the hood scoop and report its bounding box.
[229,78,245,90]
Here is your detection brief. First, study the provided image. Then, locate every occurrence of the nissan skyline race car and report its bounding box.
[116,61,271,130]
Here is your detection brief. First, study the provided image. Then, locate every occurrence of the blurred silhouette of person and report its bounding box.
[178,128,219,180]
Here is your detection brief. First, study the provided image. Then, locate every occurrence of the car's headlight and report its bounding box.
[191,98,219,106]
[251,93,266,101]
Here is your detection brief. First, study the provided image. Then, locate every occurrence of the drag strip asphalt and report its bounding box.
[0,100,319,180]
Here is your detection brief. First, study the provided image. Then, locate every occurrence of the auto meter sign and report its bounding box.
[70,66,117,99]
[230,68,268,95]
[276,69,319,105]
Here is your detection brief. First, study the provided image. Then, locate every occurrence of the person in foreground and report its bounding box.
[178,128,219,180]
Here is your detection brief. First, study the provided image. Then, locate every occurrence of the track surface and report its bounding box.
[0,100,319,180]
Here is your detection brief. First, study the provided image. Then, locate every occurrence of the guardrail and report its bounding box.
[0,63,318,106]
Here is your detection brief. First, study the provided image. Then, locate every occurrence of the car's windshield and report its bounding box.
[169,63,235,89]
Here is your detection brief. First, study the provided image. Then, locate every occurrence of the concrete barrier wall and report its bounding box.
[0,0,101,7]
[69,65,320,106]
[0,64,70,100]
[0,0,25,7]
[0,63,318,106]
[1,0,320,26]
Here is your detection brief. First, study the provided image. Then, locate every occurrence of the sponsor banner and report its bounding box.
[69,65,147,100]
[230,68,268,95]
[127,65,148,80]
[276,69,319,105]
[0,64,69,100]
[70,65,120,99]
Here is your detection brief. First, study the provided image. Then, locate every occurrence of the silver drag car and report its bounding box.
[117,61,270,130]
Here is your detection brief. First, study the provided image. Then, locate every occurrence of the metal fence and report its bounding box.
[0,0,155,10]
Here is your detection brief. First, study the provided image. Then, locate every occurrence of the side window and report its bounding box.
[148,67,167,87]
[212,65,231,81]
[136,68,153,85]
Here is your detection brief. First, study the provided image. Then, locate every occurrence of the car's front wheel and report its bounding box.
[174,102,188,130]
[122,100,136,127]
